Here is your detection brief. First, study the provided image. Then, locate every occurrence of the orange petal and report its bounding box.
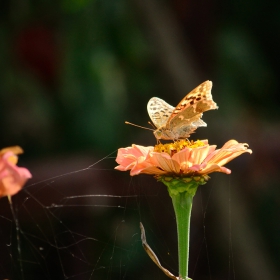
[0,151,32,197]
[200,163,231,175]
[149,153,181,173]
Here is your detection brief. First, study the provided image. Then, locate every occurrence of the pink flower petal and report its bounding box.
[115,139,252,177]
[0,150,32,198]
[149,153,181,173]
[172,148,192,170]
[200,163,231,175]
[205,141,252,167]
[115,145,154,172]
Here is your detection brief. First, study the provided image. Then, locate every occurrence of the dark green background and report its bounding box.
[0,0,279,279]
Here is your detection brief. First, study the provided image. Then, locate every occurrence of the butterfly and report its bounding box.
[147,80,218,140]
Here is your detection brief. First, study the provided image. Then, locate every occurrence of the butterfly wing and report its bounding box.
[168,81,217,131]
[167,118,206,139]
[147,97,174,129]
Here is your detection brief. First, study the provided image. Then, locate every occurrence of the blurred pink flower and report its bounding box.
[115,140,252,177]
[0,146,32,198]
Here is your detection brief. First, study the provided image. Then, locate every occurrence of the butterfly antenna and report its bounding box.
[125,121,154,131]
[148,121,156,129]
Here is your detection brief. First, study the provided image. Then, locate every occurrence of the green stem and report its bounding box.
[159,175,208,280]
[171,191,193,280]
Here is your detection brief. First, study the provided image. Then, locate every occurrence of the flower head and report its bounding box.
[115,139,252,178]
[0,146,32,198]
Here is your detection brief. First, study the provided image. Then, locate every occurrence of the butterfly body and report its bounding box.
[147,81,218,140]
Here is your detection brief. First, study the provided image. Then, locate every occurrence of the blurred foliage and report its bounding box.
[0,0,155,157]
[1,0,280,157]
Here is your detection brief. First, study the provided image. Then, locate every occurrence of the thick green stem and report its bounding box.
[159,176,208,280]
[171,191,193,280]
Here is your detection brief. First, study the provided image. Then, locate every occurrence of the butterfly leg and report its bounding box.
[156,139,162,144]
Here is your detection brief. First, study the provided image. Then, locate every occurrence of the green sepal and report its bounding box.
[158,175,209,197]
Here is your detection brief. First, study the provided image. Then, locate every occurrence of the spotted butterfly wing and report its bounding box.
[147,97,174,129]
[147,80,218,140]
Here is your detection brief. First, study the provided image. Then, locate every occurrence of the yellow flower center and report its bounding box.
[154,140,205,156]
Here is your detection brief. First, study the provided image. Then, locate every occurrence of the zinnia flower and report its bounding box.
[115,139,252,178]
[0,146,32,198]
[115,139,252,280]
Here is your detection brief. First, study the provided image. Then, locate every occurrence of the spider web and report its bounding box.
[0,152,216,280]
